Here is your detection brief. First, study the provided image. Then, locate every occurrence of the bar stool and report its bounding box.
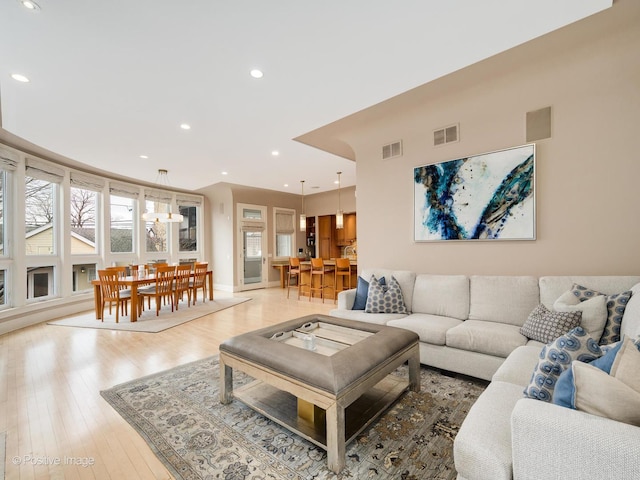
[287,257,307,299]
[334,258,352,303]
[308,258,334,303]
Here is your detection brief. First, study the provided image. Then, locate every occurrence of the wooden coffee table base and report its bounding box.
[219,343,420,473]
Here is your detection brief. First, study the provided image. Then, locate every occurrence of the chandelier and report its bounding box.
[141,169,184,223]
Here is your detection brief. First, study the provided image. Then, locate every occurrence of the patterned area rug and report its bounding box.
[101,356,487,479]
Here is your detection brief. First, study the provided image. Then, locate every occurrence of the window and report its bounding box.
[70,171,103,255]
[243,208,262,220]
[25,176,55,255]
[0,171,4,256]
[70,186,98,254]
[145,199,168,253]
[179,205,197,251]
[27,266,54,299]
[110,194,134,253]
[274,208,295,259]
[0,270,5,306]
[72,263,96,293]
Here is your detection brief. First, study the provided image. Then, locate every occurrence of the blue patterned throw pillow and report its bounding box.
[570,284,633,345]
[364,275,408,314]
[523,326,604,402]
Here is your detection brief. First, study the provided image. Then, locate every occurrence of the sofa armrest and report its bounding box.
[337,289,356,310]
[511,398,640,480]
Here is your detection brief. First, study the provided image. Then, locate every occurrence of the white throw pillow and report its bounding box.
[554,291,607,341]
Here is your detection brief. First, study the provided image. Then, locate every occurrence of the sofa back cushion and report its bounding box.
[621,282,640,339]
[539,276,640,309]
[468,275,539,326]
[360,269,416,313]
[412,274,469,320]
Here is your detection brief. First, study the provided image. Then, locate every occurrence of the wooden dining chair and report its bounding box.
[97,269,132,323]
[139,265,176,316]
[309,258,334,303]
[287,257,308,299]
[172,264,193,309]
[105,265,131,314]
[190,262,209,305]
[334,258,352,303]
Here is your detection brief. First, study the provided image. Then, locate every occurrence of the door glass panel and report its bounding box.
[243,231,262,284]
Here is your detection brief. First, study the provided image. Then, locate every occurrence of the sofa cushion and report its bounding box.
[468,276,539,327]
[387,313,462,346]
[553,291,608,341]
[327,308,405,325]
[454,381,524,480]
[621,283,640,339]
[492,345,545,386]
[365,276,408,314]
[520,303,582,344]
[523,326,604,402]
[446,320,527,358]
[411,274,469,320]
[538,276,640,309]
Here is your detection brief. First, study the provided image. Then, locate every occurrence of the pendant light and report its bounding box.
[141,169,184,223]
[299,180,306,232]
[336,171,344,229]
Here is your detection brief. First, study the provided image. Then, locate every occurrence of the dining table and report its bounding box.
[92,269,214,322]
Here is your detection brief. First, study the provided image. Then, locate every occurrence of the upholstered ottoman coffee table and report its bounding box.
[219,314,420,473]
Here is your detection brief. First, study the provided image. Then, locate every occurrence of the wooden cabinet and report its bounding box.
[336,213,357,246]
[318,213,357,258]
[318,215,340,259]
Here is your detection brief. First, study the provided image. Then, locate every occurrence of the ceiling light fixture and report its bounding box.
[250,69,263,78]
[11,73,30,83]
[180,123,191,130]
[300,180,306,232]
[141,169,184,223]
[271,150,279,156]
[18,0,40,11]
[139,155,149,159]
[336,172,343,229]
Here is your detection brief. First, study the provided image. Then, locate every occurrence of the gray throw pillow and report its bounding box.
[520,304,582,344]
[365,275,408,314]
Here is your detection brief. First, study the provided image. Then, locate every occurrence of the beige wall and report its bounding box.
[337,3,640,276]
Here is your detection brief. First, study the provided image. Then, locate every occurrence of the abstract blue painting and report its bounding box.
[414,144,535,241]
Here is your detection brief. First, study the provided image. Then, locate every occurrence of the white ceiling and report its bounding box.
[0,0,612,194]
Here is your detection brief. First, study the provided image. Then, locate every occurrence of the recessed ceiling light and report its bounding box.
[139,155,149,159]
[271,150,279,156]
[284,183,289,188]
[250,69,263,79]
[221,171,228,175]
[18,0,40,11]
[11,73,30,83]
[180,123,191,130]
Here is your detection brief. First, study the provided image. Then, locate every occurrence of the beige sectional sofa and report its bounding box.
[330,269,640,480]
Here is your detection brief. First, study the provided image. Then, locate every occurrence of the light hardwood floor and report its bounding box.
[0,288,334,480]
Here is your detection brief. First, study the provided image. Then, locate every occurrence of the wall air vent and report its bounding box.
[382,140,402,160]
[433,124,459,146]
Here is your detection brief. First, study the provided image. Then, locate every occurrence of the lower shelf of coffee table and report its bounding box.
[233,374,409,450]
